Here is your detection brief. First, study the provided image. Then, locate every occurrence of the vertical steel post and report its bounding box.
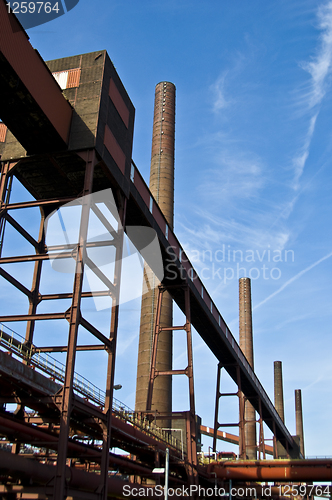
[213,363,222,452]
[236,365,246,459]
[0,162,14,258]
[53,150,95,499]
[146,287,164,412]
[97,193,127,500]
[165,447,169,500]
[258,398,266,459]
[25,210,46,346]
[145,284,198,486]
[184,285,198,486]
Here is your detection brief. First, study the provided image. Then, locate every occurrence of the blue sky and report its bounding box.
[2,0,332,456]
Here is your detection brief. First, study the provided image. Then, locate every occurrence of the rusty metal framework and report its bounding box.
[0,152,128,499]
[145,284,198,488]
[213,363,271,460]
[213,363,246,458]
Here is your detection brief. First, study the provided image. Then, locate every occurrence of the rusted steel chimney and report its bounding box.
[135,82,175,424]
[295,389,305,457]
[274,361,285,422]
[239,277,257,459]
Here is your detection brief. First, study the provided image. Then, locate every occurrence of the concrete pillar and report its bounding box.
[239,277,257,459]
[135,83,175,426]
[295,389,305,457]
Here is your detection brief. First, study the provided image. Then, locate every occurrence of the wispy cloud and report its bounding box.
[292,1,332,187]
[211,72,230,112]
[253,250,332,311]
[301,2,332,109]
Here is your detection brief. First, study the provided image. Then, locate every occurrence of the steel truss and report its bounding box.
[145,284,199,489]
[0,151,126,499]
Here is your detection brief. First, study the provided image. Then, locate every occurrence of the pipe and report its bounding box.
[0,415,174,475]
[0,449,159,498]
[209,458,332,482]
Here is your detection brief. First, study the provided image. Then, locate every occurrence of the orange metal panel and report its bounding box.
[152,202,166,233]
[67,68,81,88]
[133,167,151,208]
[104,125,126,174]
[109,78,129,127]
[0,123,7,142]
[167,232,179,259]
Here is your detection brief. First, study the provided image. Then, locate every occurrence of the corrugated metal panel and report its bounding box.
[104,125,126,174]
[109,78,129,128]
[67,68,81,88]
[0,123,7,142]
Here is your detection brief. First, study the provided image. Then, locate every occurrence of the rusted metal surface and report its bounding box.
[53,150,96,498]
[0,1,72,152]
[209,458,332,481]
[213,362,222,452]
[146,285,198,487]
[0,123,7,142]
[202,424,274,455]
[257,397,266,459]
[109,78,130,128]
[0,449,162,498]
[99,193,126,500]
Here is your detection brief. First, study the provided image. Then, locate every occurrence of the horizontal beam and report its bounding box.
[35,345,106,353]
[0,312,66,322]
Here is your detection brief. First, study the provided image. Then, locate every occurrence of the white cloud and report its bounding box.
[253,249,332,311]
[292,1,332,187]
[301,1,332,109]
[211,72,229,112]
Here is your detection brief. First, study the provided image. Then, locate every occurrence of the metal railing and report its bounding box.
[0,323,183,453]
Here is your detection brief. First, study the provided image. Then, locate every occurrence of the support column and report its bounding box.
[146,284,198,486]
[53,150,96,499]
[25,210,46,346]
[97,192,126,500]
[213,363,222,452]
